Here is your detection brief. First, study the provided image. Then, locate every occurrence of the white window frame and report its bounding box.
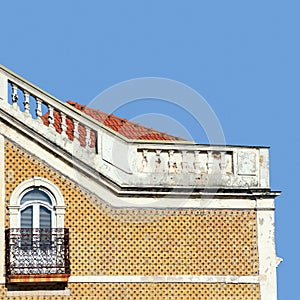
[19,188,55,229]
[8,177,66,229]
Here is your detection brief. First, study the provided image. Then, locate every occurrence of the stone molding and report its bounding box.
[68,275,259,284]
[0,65,272,191]
[8,177,66,228]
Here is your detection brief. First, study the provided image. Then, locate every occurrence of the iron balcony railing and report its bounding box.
[5,228,70,276]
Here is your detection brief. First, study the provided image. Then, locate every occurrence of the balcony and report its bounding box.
[5,228,70,283]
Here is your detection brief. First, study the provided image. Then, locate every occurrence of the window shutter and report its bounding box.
[40,206,51,228]
[21,206,33,228]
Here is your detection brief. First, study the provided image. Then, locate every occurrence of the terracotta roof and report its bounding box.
[42,101,185,146]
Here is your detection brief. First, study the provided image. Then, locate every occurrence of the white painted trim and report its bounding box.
[0,123,278,209]
[8,177,65,228]
[20,201,56,229]
[9,177,64,207]
[0,275,260,285]
[0,135,5,280]
[0,72,8,102]
[0,86,272,191]
[68,275,259,284]
[6,289,71,297]
[257,205,277,300]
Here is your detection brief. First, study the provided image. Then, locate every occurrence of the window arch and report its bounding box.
[8,177,66,229]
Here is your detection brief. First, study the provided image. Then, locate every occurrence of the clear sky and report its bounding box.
[1,1,299,298]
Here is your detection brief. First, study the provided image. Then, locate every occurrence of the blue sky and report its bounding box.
[1,1,299,298]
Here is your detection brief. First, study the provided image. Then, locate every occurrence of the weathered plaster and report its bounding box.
[0,135,5,283]
[257,204,278,300]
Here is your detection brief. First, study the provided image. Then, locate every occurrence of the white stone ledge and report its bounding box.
[0,275,260,285]
[68,275,259,284]
[6,289,71,297]
[0,125,277,209]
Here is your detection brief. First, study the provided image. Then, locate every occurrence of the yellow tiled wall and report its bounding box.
[1,283,260,299]
[3,140,260,298]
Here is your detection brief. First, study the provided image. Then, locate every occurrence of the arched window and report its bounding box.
[8,177,66,229]
[6,178,70,278]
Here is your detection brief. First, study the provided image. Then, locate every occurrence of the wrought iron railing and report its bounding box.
[5,228,70,276]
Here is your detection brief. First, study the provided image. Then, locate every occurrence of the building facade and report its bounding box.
[0,65,280,299]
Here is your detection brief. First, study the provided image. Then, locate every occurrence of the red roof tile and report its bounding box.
[42,101,185,146]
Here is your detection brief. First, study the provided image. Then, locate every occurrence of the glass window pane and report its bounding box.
[21,189,52,205]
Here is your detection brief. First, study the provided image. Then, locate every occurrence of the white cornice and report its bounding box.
[0,124,279,209]
[0,65,280,206]
[0,110,280,201]
[69,275,259,284]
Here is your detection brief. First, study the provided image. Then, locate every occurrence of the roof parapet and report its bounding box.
[0,66,270,189]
